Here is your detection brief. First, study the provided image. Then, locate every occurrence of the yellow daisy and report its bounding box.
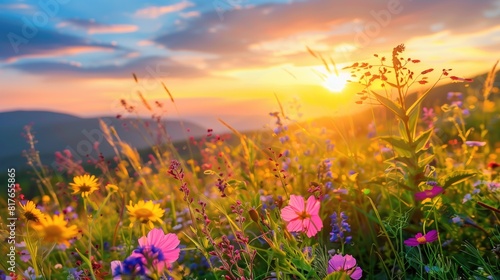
[69,174,99,198]
[105,184,119,193]
[126,200,165,229]
[19,200,45,223]
[31,214,78,247]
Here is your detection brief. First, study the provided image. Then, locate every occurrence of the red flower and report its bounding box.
[450,76,473,82]
[487,162,500,169]
[404,230,438,246]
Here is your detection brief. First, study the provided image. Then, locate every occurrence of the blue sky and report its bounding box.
[2,0,500,129]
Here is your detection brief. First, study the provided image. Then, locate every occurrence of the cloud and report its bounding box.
[134,1,194,19]
[57,19,138,34]
[153,0,500,70]
[0,16,119,62]
[7,56,210,79]
[0,3,31,10]
[180,11,200,18]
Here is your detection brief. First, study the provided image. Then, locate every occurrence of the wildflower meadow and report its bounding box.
[1,44,500,279]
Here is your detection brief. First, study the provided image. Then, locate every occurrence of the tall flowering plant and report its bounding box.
[344,44,478,202]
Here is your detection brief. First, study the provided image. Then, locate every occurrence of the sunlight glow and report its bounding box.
[323,73,349,93]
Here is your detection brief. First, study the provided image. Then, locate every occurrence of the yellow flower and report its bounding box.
[105,184,119,193]
[69,174,99,198]
[42,195,50,204]
[126,200,164,229]
[19,201,45,223]
[31,214,78,247]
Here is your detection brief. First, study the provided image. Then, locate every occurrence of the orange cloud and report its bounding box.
[134,1,194,19]
[87,24,138,34]
[5,46,114,63]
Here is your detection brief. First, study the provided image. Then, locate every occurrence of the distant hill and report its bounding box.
[0,110,207,171]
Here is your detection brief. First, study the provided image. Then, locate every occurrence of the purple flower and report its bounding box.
[422,107,435,129]
[451,216,463,226]
[414,186,444,201]
[488,182,499,192]
[112,254,147,278]
[465,141,486,147]
[23,267,36,280]
[404,230,438,246]
[327,254,363,279]
[462,193,472,203]
[330,212,352,244]
[68,268,84,279]
[20,249,31,262]
[447,91,463,101]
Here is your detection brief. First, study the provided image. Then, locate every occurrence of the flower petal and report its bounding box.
[343,254,357,270]
[287,220,303,233]
[424,230,438,243]
[328,254,346,273]
[350,267,363,280]
[281,206,298,222]
[288,195,305,213]
[404,238,419,246]
[306,215,323,237]
[305,195,320,216]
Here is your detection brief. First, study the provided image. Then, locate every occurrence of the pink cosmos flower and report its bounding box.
[280,195,323,237]
[414,186,444,201]
[404,230,438,246]
[327,254,363,280]
[138,228,180,271]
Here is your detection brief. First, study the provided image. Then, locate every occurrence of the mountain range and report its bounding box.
[0,111,207,171]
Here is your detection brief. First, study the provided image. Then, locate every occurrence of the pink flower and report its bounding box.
[280,195,323,237]
[111,228,180,279]
[404,230,438,246]
[138,228,180,271]
[414,186,444,201]
[327,254,363,279]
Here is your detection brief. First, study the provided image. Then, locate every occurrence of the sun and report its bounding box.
[323,73,349,93]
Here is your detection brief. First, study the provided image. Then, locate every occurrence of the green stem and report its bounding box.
[418,246,424,278]
[366,196,405,271]
[83,200,97,280]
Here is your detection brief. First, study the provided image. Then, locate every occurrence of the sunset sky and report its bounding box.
[2,0,500,130]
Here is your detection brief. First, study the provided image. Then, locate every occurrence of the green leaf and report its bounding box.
[406,88,432,119]
[371,91,405,118]
[413,129,433,152]
[439,170,477,189]
[324,272,351,280]
[379,136,413,157]
[227,179,247,190]
[398,121,409,142]
[74,248,95,277]
[385,156,415,168]
[407,104,420,140]
[418,154,435,168]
